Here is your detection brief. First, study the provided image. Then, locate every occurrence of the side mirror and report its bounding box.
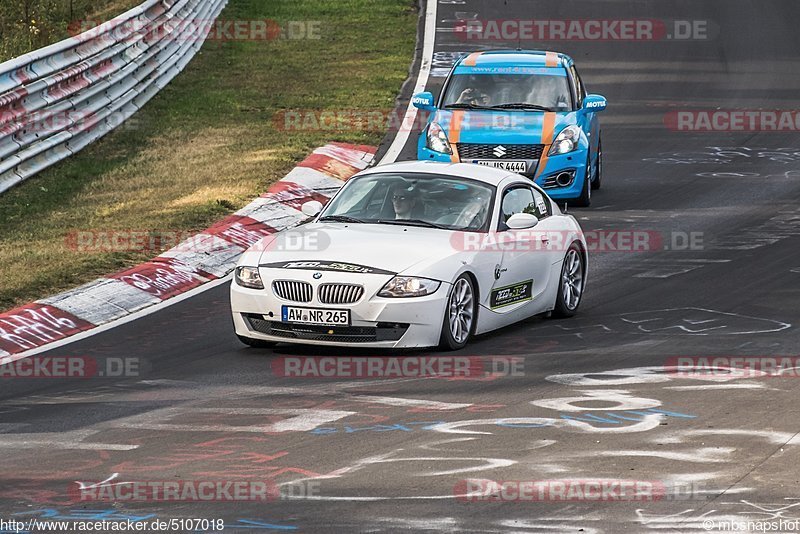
[506,212,539,230]
[582,94,607,112]
[411,91,437,112]
[301,200,323,217]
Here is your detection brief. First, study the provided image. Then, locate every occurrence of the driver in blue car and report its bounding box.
[455,76,492,106]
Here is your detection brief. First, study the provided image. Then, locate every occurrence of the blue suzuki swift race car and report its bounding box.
[413,50,606,206]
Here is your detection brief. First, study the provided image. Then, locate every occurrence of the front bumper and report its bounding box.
[230,274,450,349]
[418,145,590,200]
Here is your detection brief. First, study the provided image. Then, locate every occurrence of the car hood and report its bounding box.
[256,222,461,275]
[432,109,574,145]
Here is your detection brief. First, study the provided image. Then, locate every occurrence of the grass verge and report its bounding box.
[0,0,417,311]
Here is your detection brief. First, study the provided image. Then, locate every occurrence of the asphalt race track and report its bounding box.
[2,1,800,532]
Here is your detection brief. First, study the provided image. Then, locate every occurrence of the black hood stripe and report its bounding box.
[260,261,396,276]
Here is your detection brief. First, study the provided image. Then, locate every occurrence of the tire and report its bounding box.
[237,334,277,348]
[571,169,592,207]
[591,139,602,190]
[570,152,592,207]
[438,274,476,351]
[552,244,585,318]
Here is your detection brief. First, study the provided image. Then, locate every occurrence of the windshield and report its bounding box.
[441,72,572,111]
[320,172,495,231]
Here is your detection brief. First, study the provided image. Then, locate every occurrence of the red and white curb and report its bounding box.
[0,142,375,363]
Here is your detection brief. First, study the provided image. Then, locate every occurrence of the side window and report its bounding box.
[531,188,551,219]
[499,186,540,228]
[570,65,586,108]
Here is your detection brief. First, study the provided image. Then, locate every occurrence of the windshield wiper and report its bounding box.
[377,219,447,229]
[444,103,493,110]
[318,215,364,223]
[489,103,555,112]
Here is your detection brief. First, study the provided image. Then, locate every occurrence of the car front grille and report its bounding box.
[318,283,364,305]
[457,143,544,160]
[244,314,409,343]
[272,280,312,302]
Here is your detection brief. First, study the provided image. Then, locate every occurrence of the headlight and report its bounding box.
[548,125,582,155]
[426,122,452,154]
[235,266,264,289]
[378,276,441,298]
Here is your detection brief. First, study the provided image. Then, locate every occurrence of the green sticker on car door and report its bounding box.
[490,279,533,309]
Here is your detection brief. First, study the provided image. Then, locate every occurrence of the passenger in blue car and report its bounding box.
[534,75,571,110]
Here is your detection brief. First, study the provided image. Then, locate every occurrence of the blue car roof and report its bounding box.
[455,50,573,69]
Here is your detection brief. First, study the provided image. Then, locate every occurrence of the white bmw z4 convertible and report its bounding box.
[231,161,588,350]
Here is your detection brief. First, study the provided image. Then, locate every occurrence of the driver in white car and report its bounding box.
[391,183,421,220]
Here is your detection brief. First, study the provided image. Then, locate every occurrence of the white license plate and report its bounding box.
[473,160,528,173]
[281,306,350,326]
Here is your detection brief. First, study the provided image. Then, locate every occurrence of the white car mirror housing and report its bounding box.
[301,200,324,217]
[506,212,539,230]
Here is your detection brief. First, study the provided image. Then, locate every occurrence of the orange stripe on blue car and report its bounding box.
[448,110,465,162]
[462,52,483,67]
[535,112,556,177]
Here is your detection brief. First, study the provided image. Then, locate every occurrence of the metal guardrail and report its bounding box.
[0,0,228,194]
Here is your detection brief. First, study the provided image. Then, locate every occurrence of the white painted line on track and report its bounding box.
[108,406,355,434]
[0,429,139,450]
[377,0,438,165]
[593,447,736,463]
[352,395,471,410]
[665,384,769,390]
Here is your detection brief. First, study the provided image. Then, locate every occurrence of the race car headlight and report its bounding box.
[548,125,581,155]
[426,122,452,154]
[378,276,441,298]
[235,266,264,289]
